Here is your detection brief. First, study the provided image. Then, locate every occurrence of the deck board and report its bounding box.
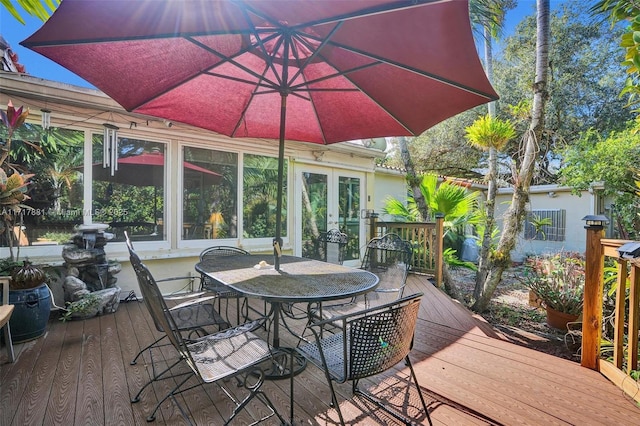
[1,274,638,425]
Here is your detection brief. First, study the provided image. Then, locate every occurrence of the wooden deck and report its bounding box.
[2,274,638,425]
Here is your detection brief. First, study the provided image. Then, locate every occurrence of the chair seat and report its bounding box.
[190,325,271,382]
[0,305,14,328]
[299,332,347,381]
[317,292,398,322]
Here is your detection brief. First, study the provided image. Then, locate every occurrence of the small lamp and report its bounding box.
[581,214,609,228]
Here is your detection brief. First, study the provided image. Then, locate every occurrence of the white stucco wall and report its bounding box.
[371,168,407,220]
[495,185,597,262]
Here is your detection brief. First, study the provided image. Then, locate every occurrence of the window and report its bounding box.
[524,209,566,241]
[243,154,287,239]
[91,136,165,242]
[182,147,238,240]
[0,123,84,247]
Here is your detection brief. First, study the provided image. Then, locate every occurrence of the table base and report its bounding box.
[260,347,306,381]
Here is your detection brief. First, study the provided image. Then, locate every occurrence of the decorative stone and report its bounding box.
[61,226,122,319]
[63,267,90,301]
[90,287,121,315]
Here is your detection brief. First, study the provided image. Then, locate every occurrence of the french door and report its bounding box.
[295,166,365,267]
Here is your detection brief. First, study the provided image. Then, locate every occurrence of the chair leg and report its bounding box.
[131,357,186,403]
[131,335,166,365]
[407,356,432,426]
[2,323,15,363]
[146,372,195,422]
[223,369,287,426]
[352,356,432,426]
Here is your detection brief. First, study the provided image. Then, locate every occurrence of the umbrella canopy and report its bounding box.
[90,152,223,188]
[23,0,498,269]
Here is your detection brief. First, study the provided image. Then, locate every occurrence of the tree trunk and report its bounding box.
[472,0,550,313]
[475,25,498,293]
[398,136,429,220]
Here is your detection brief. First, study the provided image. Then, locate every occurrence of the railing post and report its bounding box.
[581,215,607,369]
[434,213,444,288]
[369,212,378,241]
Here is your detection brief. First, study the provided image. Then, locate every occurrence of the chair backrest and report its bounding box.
[125,233,195,369]
[199,246,250,261]
[319,229,348,265]
[346,293,422,381]
[199,246,250,288]
[361,233,413,294]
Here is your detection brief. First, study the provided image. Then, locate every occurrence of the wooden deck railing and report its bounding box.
[369,215,443,287]
[583,228,640,404]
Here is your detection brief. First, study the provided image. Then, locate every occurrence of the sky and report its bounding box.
[0,0,563,90]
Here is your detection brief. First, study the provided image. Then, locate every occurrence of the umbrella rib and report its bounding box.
[127,36,283,111]
[319,39,498,101]
[243,0,444,34]
[229,64,274,138]
[288,61,381,93]
[239,6,286,89]
[286,22,344,86]
[187,36,282,90]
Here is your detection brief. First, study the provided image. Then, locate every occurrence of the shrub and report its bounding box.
[522,252,585,316]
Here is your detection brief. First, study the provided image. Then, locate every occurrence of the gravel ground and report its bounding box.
[450,266,579,362]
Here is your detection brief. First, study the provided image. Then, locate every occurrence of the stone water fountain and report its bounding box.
[61,224,121,318]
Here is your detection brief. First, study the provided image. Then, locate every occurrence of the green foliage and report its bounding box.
[443,248,478,271]
[383,174,479,261]
[560,125,640,237]
[0,0,59,24]
[560,126,640,195]
[493,1,632,184]
[39,231,73,244]
[522,252,585,315]
[60,293,100,322]
[0,257,21,276]
[386,111,484,179]
[465,114,516,151]
[592,0,640,112]
[529,214,553,240]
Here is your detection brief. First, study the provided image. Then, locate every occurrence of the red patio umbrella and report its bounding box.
[22,0,498,269]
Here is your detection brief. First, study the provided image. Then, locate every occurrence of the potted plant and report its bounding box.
[0,101,53,341]
[522,252,585,330]
[1,258,51,342]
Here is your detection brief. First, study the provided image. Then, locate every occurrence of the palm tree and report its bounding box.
[383,173,479,252]
[472,0,551,313]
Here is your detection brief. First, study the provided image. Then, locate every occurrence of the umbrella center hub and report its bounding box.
[246,23,321,66]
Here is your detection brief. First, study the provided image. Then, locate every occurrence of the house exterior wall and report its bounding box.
[0,73,386,299]
[371,169,407,220]
[494,185,598,262]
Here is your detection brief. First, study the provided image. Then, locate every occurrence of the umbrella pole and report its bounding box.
[274,94,287,271]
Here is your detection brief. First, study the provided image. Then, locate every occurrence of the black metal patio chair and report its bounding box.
[318,233,413,319]
[128,237,229,367]
[198,246,252,325]
[283,229,349,321]
[319,228,348,265]
[297,293,431,426]
[126,236,286,425]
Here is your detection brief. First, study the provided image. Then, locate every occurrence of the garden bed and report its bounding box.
[452,266,579,361]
